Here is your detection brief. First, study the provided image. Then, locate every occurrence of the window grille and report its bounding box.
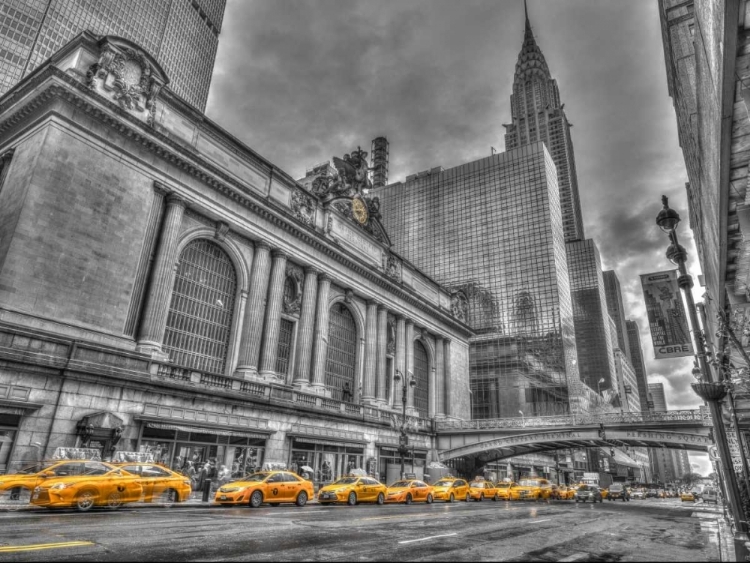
[413,340,429,418]
[325,303,357,401]
[163,239,236,374]
[275,318,294,376]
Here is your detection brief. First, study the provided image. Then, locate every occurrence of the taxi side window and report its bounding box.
[364,478,379,486]
[284,473,301,482]
[415,481,426,488]
[51,462,84,476]
[143,466,169,477]
[267,474,285,483]
[121,465,142,475]
[84,462,109,476]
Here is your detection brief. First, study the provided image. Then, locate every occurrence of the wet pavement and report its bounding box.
[0,497,724,561]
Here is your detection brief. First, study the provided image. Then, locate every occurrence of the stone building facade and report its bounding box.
[0,32,472,486]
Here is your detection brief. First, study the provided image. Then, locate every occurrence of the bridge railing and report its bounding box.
[436,409,710,431]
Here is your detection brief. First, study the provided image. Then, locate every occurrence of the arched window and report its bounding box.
[325,303,357,401]
[413,340,429,417]
[163,239,237,374]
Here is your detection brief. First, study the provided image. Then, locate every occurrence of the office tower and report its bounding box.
[566,240,616,392]
[0,0,225,111]
[603,270,631,361]
[613,350,641,412]
[370,137,389,189]
[649,383,668,412]
[626,320,651,411]
[503,4,584,243]
[376,142,583,419]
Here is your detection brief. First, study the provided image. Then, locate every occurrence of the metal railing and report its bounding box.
[436,409,710,431]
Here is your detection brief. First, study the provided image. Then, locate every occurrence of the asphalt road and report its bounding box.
[0,498,722,562]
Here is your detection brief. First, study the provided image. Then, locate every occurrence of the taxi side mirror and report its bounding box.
[39,471,54,478]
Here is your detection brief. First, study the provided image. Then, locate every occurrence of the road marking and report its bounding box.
[528,519,551,524]
[362,513,434,521]
[399,533,457,544]
[0,541,94,553]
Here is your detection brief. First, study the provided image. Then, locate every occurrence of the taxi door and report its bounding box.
[266,473,289,501]
[122,465,152,500]
[357,479,372,502]
[413,481,427,501]
[142,465,171,501]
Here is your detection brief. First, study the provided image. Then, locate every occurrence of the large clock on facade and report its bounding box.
[352,197,369,225]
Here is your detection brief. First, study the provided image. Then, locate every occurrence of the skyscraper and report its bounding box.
[0,0,225,111]
[626,320,651,411]
[376,142,583,419]
[503,4,584,243]
[649,383,668,412]
[566,240,616,392]
[603,270,631,361]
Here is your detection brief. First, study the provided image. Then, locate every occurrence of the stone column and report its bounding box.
[394,315,406,408]
[235,241,272,379]
[435,336,445,416]
[258,250,288,380]
[405,320,415,408]
[293,267,319,386]
[137,194,187,355]
[426,334,436,418]
[376,306,388,405]
[310,274,332,392]
[362,300,378,403]
[444,339,452,417]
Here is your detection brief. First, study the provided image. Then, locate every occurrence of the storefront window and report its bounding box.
[379,447,427,485]
[289,440,364,489]
[0,413,21,473]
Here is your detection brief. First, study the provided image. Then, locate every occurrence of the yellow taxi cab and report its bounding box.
[215,470,313,508]
[115,462,192,503]
[510,478,553,501]
[599,487,609,499]
[384,479,434,504]
[494,481,517,500]
[30,461,143,511]
[0,460,101,505]
[317,476,387,505]
[468,479,498,501]
[431,477,471,503]
[552,485,576,500]
[680,491,696,502]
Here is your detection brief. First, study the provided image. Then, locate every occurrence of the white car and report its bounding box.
[631,489,645,499]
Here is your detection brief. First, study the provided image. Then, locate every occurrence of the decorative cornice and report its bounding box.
[254,240,272,252]
[0,69,471,337]
[165,193,187,208]
[272,249,288,260]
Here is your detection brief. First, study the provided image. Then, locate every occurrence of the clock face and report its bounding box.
[352,197,368,225]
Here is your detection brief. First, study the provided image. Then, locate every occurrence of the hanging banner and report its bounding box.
[640,270,694,359]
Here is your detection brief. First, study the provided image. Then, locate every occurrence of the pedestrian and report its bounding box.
[201,460,215,502]
[341,382,352,403]
[218,464,231,486]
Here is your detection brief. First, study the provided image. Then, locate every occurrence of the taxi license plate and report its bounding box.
[33,493,39,500]
[220,495,227,500]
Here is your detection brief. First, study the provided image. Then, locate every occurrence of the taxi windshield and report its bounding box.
[496,483,511,488]
[389,480,410,488]
[17,462,55,474]
[243,473,269,482]
[434,480,454,487]
[518,480,541,487]
[470,482,485,488]
[332,477,359,485]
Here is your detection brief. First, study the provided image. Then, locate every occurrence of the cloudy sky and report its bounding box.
[205,1,708,473]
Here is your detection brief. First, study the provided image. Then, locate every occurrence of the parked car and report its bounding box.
[468,480,498,501]
[431,477,470,503]
[494,481,517,500]
[215,470,313,507]
[510,478,554,501]
[680,491,696,502]
[0,460,100,505]
[702,486,719,504]
[575,484,603,503]
[317,476,387,505]
[384,479,433,504]
[608,483,630,501]
[631,489,645,500]
[114,462,192,503]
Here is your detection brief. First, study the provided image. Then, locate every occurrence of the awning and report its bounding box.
[600,447,641,469]
[289,436,366,449]
[144,422,270,440]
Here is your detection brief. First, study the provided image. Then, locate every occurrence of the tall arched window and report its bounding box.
[413,340,429,418]
[163,239,237,374]
[325,303,357,401]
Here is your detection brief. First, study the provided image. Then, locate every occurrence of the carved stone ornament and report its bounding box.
[384,253,402,282]
[291,187,316,227]
[283,264,304,316]
[345,289,354,304]
[386,318,396,355]
[214,221,230,242]
[86,37,169,126]
[451,290,468,322]
[312,147,372,202]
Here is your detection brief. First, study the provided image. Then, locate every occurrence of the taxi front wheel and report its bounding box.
[347,492,357,506]
[465,493,471,502]
[448,493,455,503]
[75,490,96,512]
[405,494,412,505]
[249,490,263,508]
[427,493,433,504]
[295,491,307,507]
[377,493,385,505]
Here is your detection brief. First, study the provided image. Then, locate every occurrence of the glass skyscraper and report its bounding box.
[503,7,584,243]
[603,270,631,360]
[626,319,651,411]
[376,143,583,419]
[0,0,224,111]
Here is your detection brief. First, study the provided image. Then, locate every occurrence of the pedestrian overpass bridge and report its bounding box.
[435,410,712,464]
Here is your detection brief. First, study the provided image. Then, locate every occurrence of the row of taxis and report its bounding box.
[0,459,192,511]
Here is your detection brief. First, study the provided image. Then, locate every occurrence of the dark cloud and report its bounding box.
[206,0,704,418]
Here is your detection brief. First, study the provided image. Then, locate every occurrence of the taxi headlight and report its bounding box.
[33,486,42,493]
[50,483,73,490]
[220,487,242,493]
[334,488,348,493]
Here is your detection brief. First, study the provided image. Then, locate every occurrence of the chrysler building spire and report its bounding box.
[504,1,584,243]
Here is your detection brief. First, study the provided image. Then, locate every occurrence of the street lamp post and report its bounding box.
[518,410,525,427]
[656,196,750,560]
[395,369,416,479]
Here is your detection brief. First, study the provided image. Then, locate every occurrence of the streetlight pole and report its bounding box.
[518,410,525,427]
[656,196,750,560]
[395,369,416,480]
